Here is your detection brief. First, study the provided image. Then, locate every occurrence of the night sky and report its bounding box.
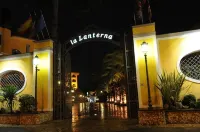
[1,0,200,92]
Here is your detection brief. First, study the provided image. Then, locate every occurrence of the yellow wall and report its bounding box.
[8,37,35,54]
[0,54,34,110]
[0,27,53,111]
[133,23,162,108]
[0,54,33,96]
[0,27,53,55]
[157,30,200,100]
[33,49,53,111]
[0,27,11,54]
[134,23,200,109]
[133,23,155,35]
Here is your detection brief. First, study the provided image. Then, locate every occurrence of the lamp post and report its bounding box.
[34,55,40,112]
[141,42,152,110]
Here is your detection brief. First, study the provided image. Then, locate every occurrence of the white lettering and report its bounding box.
[70,40,73,45]
[73,39,77,44]
[96,33,100,38]
[108,35,113,40]
[70,33,113,45]
[83,35,87,40]
[104,34,108,38]
[88,34,92,38]
[79,36,83,41]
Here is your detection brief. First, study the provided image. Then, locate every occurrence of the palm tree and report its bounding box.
[101,50,125,83]
[1,85,18,113]
[101,50,126,104]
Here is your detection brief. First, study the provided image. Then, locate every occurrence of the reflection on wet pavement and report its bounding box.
[2,103,200,131]
[72,103,127,122]
[1,103,134,132]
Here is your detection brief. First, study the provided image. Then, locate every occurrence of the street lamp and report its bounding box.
[141,42,152,110]
[34,55,40,112]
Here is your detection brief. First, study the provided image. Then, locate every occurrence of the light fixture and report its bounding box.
[141,42,152,110]
[58,80,61,85]
[33,55,40,112]
[33,55,40,66]
[141,41,149,54]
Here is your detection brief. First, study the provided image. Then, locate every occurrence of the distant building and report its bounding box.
[71,72,79,90]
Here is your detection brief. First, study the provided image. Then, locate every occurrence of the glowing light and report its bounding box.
[79,94,82,97]
[58,81,61,85]
[33,55,40,66]
[67,91,69,94]
[71,89,74,93]
[70,33,113,45]
[141,41,149,54]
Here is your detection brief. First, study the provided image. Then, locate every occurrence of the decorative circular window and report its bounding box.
[179,51,200,82]
[0,70,26,94]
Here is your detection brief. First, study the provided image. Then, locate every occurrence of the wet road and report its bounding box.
[1,103,200,132]
[72,102,128,120]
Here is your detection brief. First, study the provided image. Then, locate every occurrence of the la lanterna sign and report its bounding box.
[70,32,113,45]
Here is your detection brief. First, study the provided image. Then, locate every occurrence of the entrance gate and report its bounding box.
[53,28,138,119]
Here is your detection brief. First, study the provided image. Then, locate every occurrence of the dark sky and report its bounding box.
[1,0,200,92]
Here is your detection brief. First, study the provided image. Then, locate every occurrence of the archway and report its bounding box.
[53,28,138,120]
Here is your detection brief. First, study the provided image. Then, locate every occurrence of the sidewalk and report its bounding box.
[1,118,200,132]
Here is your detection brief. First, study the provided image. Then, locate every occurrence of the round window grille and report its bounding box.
[0,70,25,92]
[180,51,200,80]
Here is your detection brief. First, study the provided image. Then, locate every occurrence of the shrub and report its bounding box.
[196,102,200,109]
[1,85,18,113]
[19,94,35,113]
[0,108,6,114]
[155,71,188,108]
[182,94,196,108]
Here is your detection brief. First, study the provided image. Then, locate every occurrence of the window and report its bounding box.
[72,75,76,77]
[12,49,21,55]
[0,70,26,93]
[180,51,200,81]
[72,79,76,82]
[26,44,30,53]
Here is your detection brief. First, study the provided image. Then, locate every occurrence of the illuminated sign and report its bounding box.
[70,33,113,45]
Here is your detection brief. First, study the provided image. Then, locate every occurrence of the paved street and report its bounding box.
[1,103,200,132]
[1,121,200,132]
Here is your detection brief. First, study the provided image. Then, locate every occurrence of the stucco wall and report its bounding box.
[133,23,162,109]
[157,30,200,100]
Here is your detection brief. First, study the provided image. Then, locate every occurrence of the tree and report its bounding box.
[101,50,125,84]
[101,50,126,103]
[1,85,18,113]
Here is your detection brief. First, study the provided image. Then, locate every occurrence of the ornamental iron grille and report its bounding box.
[0,70,25,91]
[180,51,200,80]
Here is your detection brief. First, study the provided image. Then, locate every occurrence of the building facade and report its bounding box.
[0,27,53,112]
[133,23,200,109]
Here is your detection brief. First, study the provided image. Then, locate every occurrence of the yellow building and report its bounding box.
[0,27,53,112]
[133,23,200,109]
[71,72,79,90]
